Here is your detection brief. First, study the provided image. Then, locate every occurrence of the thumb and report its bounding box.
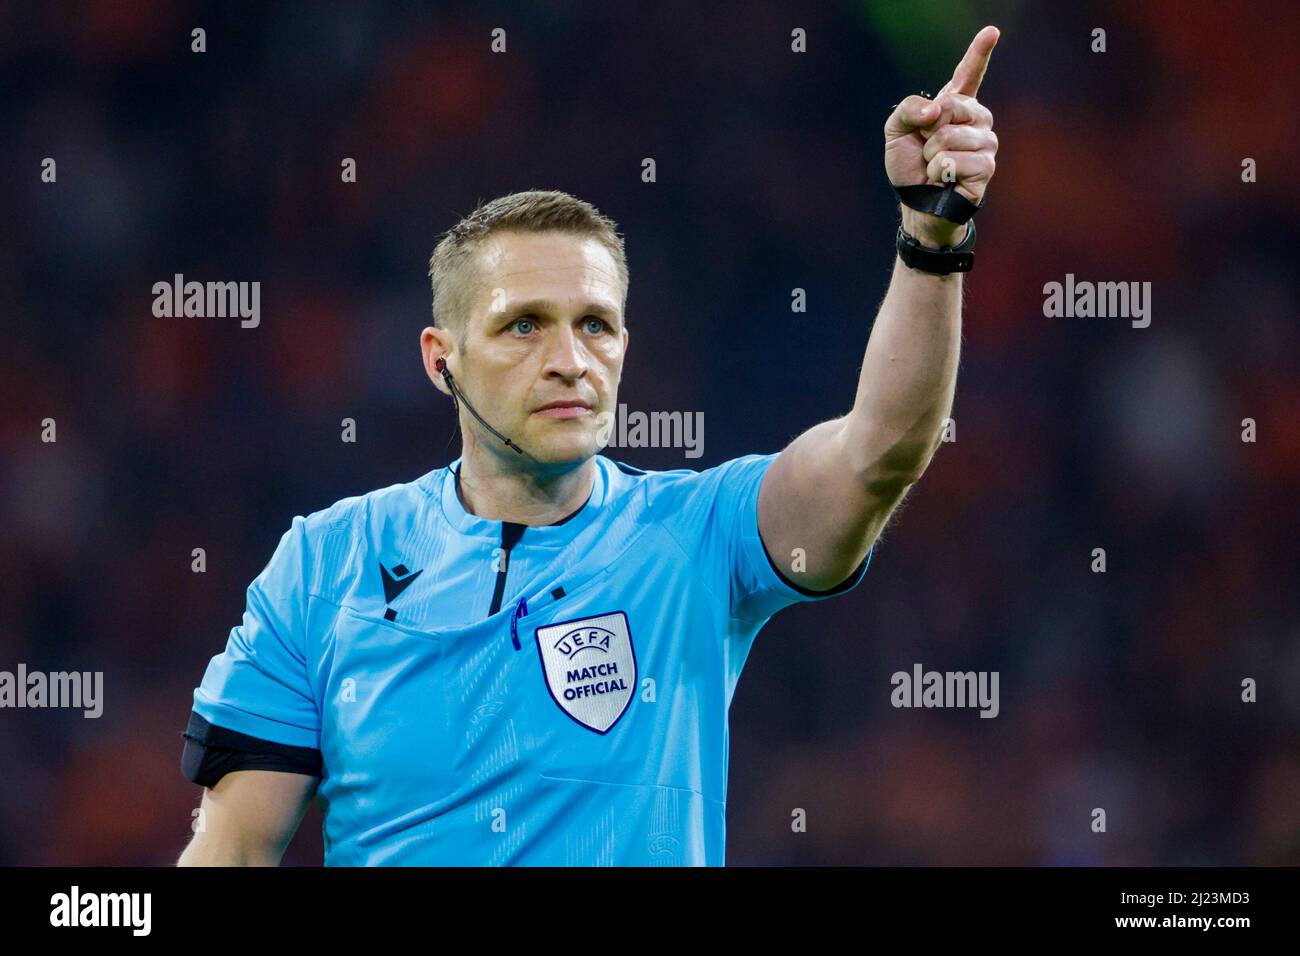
[884,95,938,141]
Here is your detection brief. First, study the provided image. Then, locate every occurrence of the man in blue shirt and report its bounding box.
[178,27,1000,865]
[185,449,872,865]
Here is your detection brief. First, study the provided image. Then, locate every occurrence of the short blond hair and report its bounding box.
[427,189,629,347]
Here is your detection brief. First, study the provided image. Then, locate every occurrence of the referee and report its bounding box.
[178,27,1000,866]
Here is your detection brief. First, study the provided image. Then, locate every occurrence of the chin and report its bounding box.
[525,426,599,466]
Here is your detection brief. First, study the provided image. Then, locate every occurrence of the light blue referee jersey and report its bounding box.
[191,452,871,865]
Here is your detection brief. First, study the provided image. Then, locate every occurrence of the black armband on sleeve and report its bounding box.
[181,711,322,788]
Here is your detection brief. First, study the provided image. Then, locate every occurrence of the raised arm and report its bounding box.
[758,26,1000,591]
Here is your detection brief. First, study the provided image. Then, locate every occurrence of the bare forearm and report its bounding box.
[754,27,996,587]
[843,229,962,483]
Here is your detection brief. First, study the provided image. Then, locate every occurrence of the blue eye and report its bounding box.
[512,317,536,335]
[584,317,607,334]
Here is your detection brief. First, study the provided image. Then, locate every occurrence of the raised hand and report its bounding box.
[884,26,1000,247]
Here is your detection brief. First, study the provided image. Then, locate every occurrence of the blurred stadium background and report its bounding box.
[0,0,1296,865]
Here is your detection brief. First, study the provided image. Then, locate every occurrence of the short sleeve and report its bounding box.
[675,454,873,623]
[189,515,322,749]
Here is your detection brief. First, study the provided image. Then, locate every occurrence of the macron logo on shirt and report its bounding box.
[379,562,423,621]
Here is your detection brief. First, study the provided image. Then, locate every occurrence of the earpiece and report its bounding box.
[434,355,526,457]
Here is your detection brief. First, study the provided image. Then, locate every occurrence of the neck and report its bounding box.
[455,440,595,526]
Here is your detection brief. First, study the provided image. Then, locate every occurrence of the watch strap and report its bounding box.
[896,218,977,275]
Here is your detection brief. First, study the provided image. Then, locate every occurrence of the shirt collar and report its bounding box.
[432,455,607,543]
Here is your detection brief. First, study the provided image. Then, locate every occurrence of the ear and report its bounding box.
[421,326,454,397]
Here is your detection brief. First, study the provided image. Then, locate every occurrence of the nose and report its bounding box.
[542,324,589,382]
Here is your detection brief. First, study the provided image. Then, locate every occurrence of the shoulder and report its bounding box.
[600,452,779,518]
[289,472,434,547]
[285,468,444,598]
[300,472,434,533]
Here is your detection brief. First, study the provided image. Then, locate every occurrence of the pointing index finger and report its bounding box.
[948,25,1000,98]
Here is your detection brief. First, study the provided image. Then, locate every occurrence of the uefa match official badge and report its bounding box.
[534,611,636,733]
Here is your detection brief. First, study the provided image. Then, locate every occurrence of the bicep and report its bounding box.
[757,415,906,592]
[181,770,317,866]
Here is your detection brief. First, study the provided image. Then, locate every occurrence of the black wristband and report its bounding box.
[895,219,976,275]
[893,182,984,225]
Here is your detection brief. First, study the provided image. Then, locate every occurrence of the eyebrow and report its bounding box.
[498,298,621,321]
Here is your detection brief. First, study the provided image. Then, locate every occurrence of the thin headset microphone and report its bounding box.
[435,356,527,457]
